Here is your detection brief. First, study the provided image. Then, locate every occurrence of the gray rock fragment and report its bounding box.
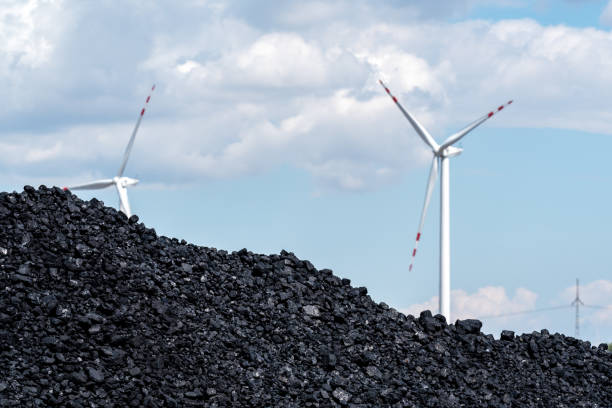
[303,305,320,317]
[332,387,351,404]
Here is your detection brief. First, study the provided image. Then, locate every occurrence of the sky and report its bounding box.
[2,0,612,345]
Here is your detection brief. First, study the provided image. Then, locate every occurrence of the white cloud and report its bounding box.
[0,0,61,70]
[132,18,612,189]
[399,281,612,338]
[236,34,327,86]
[176,60,200,74]
[278,1,345,26]
[401,286,538,321]
[4,2,612,192]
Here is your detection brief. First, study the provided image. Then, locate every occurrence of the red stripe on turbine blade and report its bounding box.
[392,96,398,103]
[152,85,156,91]
[412,249,417,256]
[508,100,513,104]
[141,108,145,116]
[498,105,504,111]
[416,233,421,241]
[409,264,413,272]
[488,112,494,118]
[146,96,150,103]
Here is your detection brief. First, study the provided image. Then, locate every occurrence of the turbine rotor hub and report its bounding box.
[438,146,463,158]
[119,177,139,187]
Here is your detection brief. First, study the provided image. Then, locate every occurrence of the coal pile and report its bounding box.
[1,186,610,407]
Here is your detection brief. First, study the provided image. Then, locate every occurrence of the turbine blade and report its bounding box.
[379,79,439,151]
[115,183,131,217]
[409,157,438,272]
[66,179,114,190]
[117,84,156,177]
[439,99,514,151]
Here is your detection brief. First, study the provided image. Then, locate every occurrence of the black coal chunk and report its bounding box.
[0,186,610,407]
[500,329,515,341]
[455,318,482,334]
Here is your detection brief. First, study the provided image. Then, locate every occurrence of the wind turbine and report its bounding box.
[65,85,155,217]
[379,79,512,322]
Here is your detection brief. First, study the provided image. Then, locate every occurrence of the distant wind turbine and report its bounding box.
[65,85,155,217]
[379,79,513,322]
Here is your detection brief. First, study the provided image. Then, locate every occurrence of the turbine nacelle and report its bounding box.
[438,146,463,158]
[113,176,139,188]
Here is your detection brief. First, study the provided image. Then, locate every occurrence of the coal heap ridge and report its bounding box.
[0,186,610,407]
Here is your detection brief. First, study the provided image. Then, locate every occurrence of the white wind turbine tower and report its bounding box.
[65,85,155,218]
[379,80,513,322]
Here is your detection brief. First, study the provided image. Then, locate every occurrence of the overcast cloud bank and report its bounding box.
[2,0,612,191]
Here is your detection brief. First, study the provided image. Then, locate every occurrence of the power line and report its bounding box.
[475,279,611,339]
[478,305,570,319]
[583,304,612,310]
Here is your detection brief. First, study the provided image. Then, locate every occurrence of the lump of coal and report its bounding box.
[0,186,610,407]
[455,318,482,334]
